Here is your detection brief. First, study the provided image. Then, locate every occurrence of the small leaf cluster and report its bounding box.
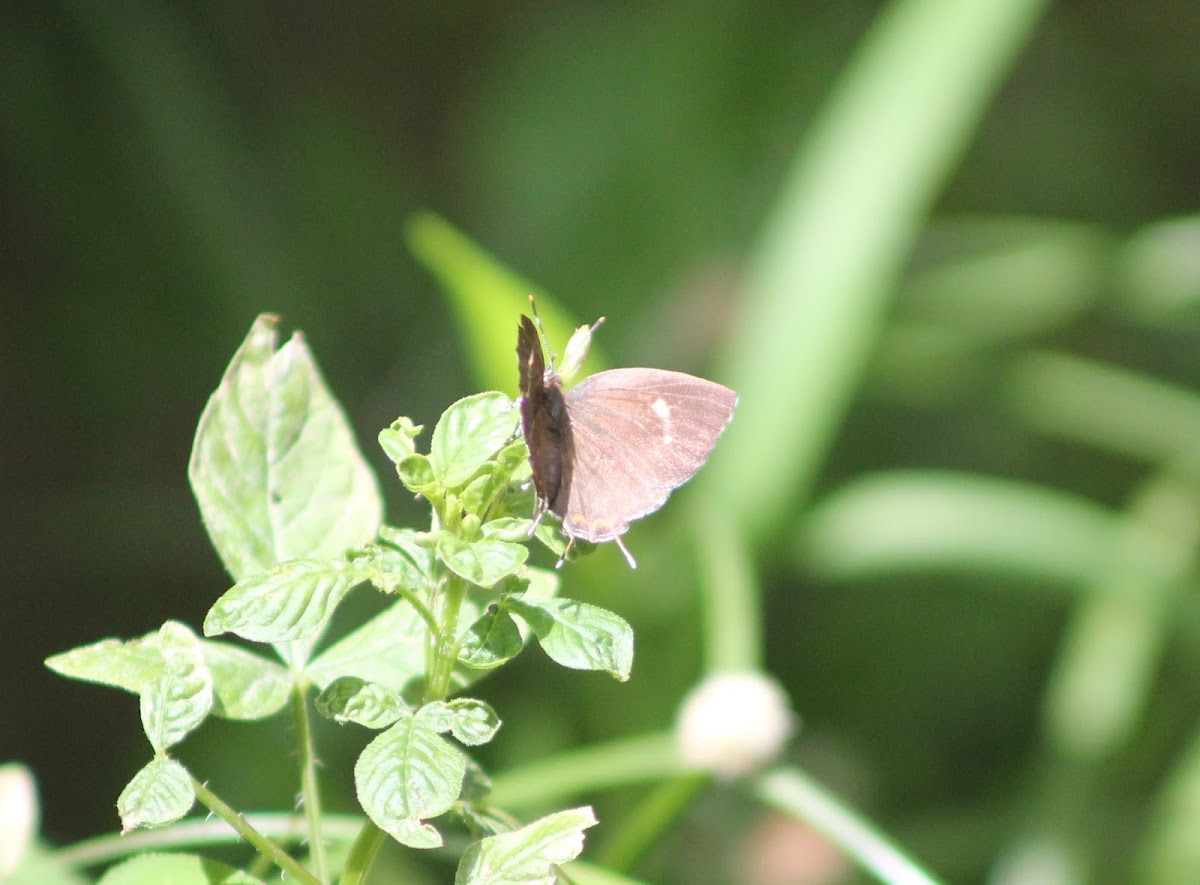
[45,316,625,883]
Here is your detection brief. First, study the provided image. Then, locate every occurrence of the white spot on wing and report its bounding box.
[651,397,673,443]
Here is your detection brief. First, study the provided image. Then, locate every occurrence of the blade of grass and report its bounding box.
[408,213,607,395]
[702,0,1051,540]
[755,766,946,885]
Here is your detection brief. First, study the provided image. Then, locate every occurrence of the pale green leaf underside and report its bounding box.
[458,608,523,670]
[204,558,364,644]
[117,758,195,833]
[439,537,528,588]
[316,676,409,729]
[455,806,598,885]
[188,314,382,582]
[45,638,163,696]
[355,716,468,849]
[202,641,292,720]
[306,600,427,692]
[430,392,519,489]
[140,641,213,753]
[511,598,634,681]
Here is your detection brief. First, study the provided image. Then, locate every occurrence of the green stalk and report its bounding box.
[292,681,329,882]
[338,820,388,885]
[425,574,468,703]
[190,776,321,885]
[754,767,945,885]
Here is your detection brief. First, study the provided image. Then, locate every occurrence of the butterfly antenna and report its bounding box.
[613,534,638,569]
[527,294,557,370]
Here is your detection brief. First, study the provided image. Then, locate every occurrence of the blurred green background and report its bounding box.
[4,2,1200,883]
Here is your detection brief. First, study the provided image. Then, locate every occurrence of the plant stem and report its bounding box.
[339,819,387,885]
[595,774,708,872]
[292,680,329,882]
[190,776,321,885]
[489,731,685,810]
[51,814,365,870]
[754,766,946,885]
[425,573,467,703]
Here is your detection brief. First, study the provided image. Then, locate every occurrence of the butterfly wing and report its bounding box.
[560,368,737,542]
[518,315,573,516]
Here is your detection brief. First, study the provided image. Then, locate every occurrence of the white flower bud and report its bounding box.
[559,317,604,383]
[675,672,795,779]
[0,764,38,876]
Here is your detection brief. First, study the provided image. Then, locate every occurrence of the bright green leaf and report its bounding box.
[397,453,438,494]
[306,601,427,692]
[481,518,534,543]
[355,715,468,849]
[202,641,292,720]
[379,416,424,465]
[460,473,498,518]
[455,806,598,885]
[459,608,523,670]
[407,214,607,395]
[438,537,528,588]
[371,527,435,592]
[431,392,519,489]
[188,314,382,582]
[444,698,501,747]
[509,598,633,681]
[117,758,195,833]
[45,637,163,696]
[203,558,363,643]
[316,677,409,729]
[140,624,213,752]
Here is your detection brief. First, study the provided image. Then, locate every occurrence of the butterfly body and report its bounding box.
[517,314,736,567]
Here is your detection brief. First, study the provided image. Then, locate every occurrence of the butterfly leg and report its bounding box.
[555,535,576,569]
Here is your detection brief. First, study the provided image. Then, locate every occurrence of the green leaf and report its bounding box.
[459,608,523,670]
[355,715,468,849]
[481,518,535,543]
[316,677,409,729]
[397,453,438,494]
[201,641,292,720]
[306,601,427,692]
[372,527,436,592]
[203,558,363,643]
[140,624,213,753]
[117,758,195,832]
[509,598,634,681]
[98,853,267,884]
[533,520,568,557]
[412,698,499,754]
[379,416,424,465]
[455,806,598,885]
[45,637,163,695]
[460,474,500,520]
[431,392,519,489]
[442,699,501,747]
[495,439,531,480]
[188,314,382,582]
[438,537,528,588]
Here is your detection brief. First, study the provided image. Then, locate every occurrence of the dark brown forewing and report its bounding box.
[516,315,545,399]
[559,367,737,542]
[517,315,567,513]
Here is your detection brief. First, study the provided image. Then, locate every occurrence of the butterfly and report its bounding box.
[517,303,737,568]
